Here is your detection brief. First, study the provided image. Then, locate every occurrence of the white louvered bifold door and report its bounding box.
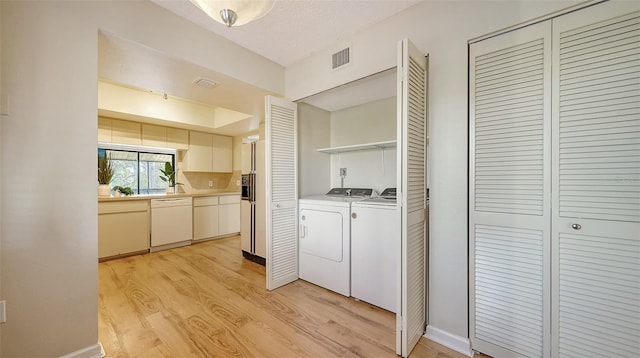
[551,4,640,357]
[469,21,552,358]
[397,38,427,358]
[265,95,299,290]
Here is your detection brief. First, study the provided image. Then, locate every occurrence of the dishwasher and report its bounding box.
[150,197,193,251]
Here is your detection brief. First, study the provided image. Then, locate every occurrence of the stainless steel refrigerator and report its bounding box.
[240,140,266,265]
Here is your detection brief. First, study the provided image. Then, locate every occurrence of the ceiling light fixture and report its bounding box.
[189,0,276,27]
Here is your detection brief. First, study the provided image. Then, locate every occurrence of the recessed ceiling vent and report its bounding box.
[332,47,350,69]
[193,77,218,89]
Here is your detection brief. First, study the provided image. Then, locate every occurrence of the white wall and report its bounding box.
[297,103,331,197]
[330,149,396,193]
[329,97,396,192]
[0,1,283,356]
[286,0,582,352]
[330,97,396,147]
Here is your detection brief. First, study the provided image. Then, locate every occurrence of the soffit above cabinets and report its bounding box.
[98,31,278,136]
[298,68,397,112]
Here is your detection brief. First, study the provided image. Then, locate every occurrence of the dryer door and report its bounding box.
[299,208,344,262]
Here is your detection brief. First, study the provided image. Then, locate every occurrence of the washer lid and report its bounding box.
[326,187,373,197]
[379,188,397,199]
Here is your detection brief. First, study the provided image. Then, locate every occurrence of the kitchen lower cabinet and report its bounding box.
[98,201,149,259]
[218,195,240,235]
[193,196,219,240]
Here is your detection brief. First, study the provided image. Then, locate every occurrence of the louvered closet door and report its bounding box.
[397,38,427,358]
[551,4,640,357]
[265,95,298,290]
[469,21,552,358]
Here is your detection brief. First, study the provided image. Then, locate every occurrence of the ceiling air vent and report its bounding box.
[193,77,218,89]
[332,47,350,69]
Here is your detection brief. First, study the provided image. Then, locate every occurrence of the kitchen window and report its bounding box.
[98,144,177,195]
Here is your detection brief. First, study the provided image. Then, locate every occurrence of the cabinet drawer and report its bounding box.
[219,195,240,204]
[99,200,148,214]
[194,196,219,207]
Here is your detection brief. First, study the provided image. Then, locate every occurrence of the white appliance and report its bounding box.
[241,140,266,265]
[150,197,193,251]
[298,188,373,296]
[351,188,399,312]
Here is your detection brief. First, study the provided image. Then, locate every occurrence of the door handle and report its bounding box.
[571,223,582,230]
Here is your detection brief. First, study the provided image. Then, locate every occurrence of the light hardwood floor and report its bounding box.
[99,236,485,358]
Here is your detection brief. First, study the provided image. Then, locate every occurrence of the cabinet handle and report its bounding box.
[351,212,357,219]
[299,224,306,238]
[276,203,281,208]
[571,223,582,230]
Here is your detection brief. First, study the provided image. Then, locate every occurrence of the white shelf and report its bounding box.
[316,140,397,154]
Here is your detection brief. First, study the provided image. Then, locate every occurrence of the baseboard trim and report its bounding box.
[424,325,473,357]
[59,343,102,358]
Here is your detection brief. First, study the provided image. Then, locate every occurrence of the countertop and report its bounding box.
[98,191,241,202]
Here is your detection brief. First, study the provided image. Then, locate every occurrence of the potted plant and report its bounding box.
[112,186,134,197]
[98,153,113,197]
[159,161,182,194]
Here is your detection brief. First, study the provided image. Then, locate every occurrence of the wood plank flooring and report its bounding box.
[99,236,484,358]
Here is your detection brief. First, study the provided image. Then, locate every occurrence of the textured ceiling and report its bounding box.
[151,0,421,67]
[99,1,419,136]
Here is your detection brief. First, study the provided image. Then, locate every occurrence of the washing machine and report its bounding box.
[298,188,373,296]
[351,188,399,312]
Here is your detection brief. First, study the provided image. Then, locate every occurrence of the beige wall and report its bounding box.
[0,1,283,356]
[286,0,583,353]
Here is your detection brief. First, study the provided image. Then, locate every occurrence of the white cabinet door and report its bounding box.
[551,5,640,358]
[265,95,298,290]
[184,132,232,172]
[397,38,428,357]
[98,201,149,259]
[141,124,167,147]
[98,117,111,142]
[219,195,240,235]
[193,196,219,240]
[167,128,189,150]
[111,119,141,145]
[212,134,233,173]
[184,131,213,172]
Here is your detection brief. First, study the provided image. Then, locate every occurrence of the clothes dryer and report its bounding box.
[298,188,372,296]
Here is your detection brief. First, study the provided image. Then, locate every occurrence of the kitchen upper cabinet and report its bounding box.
[183,131,232,173]
[167,128,189,150]
[111,119,141,145]
[98,200,149,259]
[99,118,189,150]
[98,117,112,142]
[141,124,167,147]
[98,117,140,144]
[142,124,189,150]
[184,131,214,172]
[212,134,232,173]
